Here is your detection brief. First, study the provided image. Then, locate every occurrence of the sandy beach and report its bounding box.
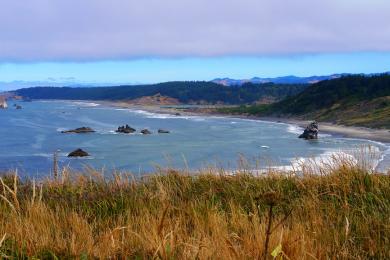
[258,117,390,143]
[100,101,390,144]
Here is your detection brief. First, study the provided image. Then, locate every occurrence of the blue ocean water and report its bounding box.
[0,100,389,178]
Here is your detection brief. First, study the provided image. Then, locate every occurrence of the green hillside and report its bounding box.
[14,81,307,105]
[220,75,390,128]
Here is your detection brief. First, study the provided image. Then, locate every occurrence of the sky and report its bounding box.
[1,0,390,89]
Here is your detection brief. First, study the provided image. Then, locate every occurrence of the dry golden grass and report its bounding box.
[0,160,389,259]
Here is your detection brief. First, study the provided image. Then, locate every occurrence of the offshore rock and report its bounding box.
[116,124,136,134]
[62,127,95,134]
[68,148,89,157]
[141,129,152,135]
[299,121,319,140]
[158,129,170,134]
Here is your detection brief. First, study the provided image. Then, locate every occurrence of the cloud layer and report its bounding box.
[1,0,390,61]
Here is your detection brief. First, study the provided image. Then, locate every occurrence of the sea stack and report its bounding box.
[116,124,136,134]
[299,121,319,140]
[68,148,89,157]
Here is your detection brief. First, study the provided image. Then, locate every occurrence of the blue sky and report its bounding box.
[1,53,389,86]
[1,0,390,89]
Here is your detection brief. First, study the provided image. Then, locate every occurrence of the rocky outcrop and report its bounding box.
[68,148,89,157]
[61,127,95,134]
[124,93,181,106]
[158,129,170,134]
[116,125,136,134]
[141,129,152,135]
[299,121,319,140]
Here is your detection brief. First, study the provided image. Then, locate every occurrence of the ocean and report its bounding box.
[0,100,389,178]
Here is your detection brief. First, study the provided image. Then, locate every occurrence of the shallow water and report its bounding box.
[0,100,389,178]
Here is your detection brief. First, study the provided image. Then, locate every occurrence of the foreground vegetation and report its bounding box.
[0,162,389,259]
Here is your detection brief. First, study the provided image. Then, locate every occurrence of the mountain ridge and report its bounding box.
[212,72,390,86]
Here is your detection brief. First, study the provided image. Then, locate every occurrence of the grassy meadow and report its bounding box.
[0,158,389,259]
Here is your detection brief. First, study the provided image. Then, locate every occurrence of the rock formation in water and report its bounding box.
[61,127,95,134]
[16,105,22,109]
[116,125,136,134]
[158,129,170,133]
[299,121,319,140]
[141,129,152,134]
[68,148,89,157]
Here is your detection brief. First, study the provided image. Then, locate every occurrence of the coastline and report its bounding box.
[4,99,389,173]
[99,101,390,172]
[98,100,390,144]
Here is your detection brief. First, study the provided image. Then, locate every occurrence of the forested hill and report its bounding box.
[14,81,307,104]
[222,74,390,128]
[271,74,390,114]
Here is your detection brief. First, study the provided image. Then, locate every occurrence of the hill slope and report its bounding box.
[220,75,390,128]
[14,81,307,105]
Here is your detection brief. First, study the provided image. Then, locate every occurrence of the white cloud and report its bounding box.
[0,0,389,61]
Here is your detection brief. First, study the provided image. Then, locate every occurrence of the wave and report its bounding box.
[33,152,68,158]
[70,101,100,107]
[121,108,208,121]
[287,124,304,135]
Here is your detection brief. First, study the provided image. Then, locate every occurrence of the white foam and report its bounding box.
[291,151,358,173]
[124,109,208,121]
[287,124,304,135]
[33,153,52,158]
[261,145,270,149]
[70,101,100,107]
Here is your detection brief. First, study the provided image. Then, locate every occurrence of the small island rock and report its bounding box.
[116,124,136,134]
[141,129,152,134]
[68,148,89,157]
[61,127,95,134]
[158,129,170,134]
[299,121,319,140]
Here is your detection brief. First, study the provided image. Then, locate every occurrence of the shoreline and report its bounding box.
[96,101,389,172]
[98,100,390,144]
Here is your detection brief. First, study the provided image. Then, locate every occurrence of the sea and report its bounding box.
[0,100,389,178]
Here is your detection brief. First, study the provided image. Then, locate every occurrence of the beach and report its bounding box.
[2,99,389,175]
[102,101,390,143]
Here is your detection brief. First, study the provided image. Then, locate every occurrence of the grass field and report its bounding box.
[0,159,389,259]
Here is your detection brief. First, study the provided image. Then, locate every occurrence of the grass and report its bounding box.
[216,104,271,116]
[0,159,389,259]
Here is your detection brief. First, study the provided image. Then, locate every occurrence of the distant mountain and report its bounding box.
[211,72,390,86]
[0,80,135,91]
[211,74,347,86]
